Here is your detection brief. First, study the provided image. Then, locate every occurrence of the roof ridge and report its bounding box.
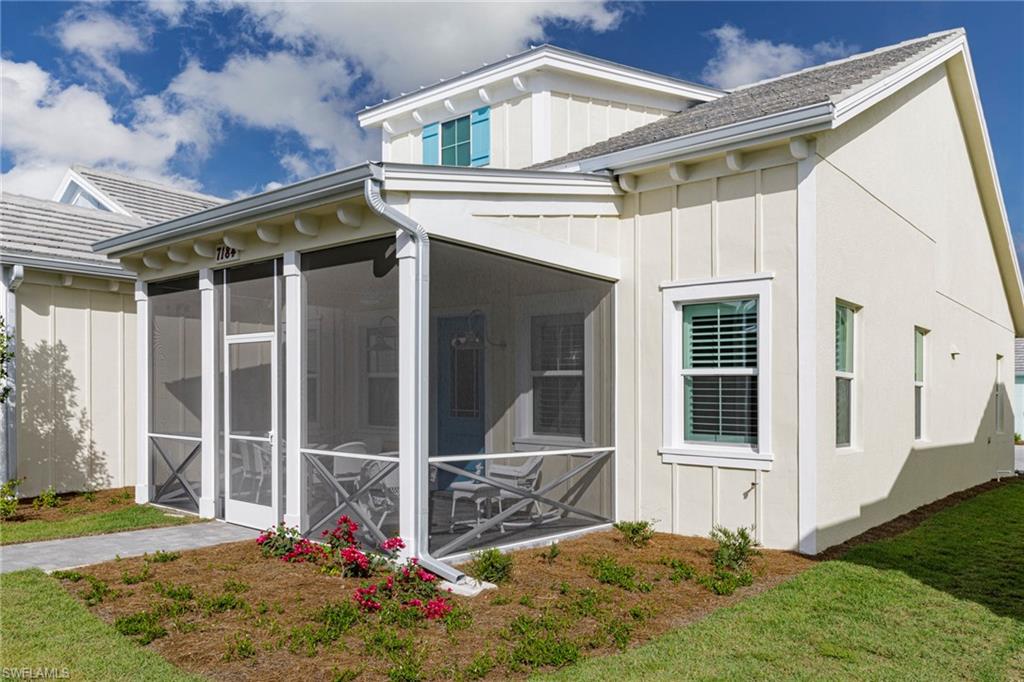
[1,192,144,225]
[730,28,964,93]
[71,165,225,203]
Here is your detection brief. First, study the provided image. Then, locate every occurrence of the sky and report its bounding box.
[1,1,1021,250]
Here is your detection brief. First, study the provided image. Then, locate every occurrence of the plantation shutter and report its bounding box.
[470,106,491,167]
[422,122,440,165]
[682,300,758,444]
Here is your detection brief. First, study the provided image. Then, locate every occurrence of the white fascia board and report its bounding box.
[832,35,966,126]
[51,168,132,217]
[0,254,132,279]
[381,163,619,196]
[551,102,835,173]
[358,46,723,128]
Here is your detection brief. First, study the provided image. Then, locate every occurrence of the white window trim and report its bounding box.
[914,327,927,442]
[995,354,1005,434]
[514,291,597,449]
[659,274,773,470]
[354,311,400,433]
[835,300,860,453]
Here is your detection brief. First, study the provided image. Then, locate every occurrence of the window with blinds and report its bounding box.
[531,313,585,439]
[681,299,758,444]
[835,302,855,447]
[914,328,926,439]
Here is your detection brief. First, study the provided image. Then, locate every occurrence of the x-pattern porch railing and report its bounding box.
[303,449,399,545]
[149,433,202,511]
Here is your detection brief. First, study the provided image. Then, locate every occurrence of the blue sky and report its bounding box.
[2,2,1021,250]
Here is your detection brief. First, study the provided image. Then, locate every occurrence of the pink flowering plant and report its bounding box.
[256,522,304,559]
[353,557,454,623]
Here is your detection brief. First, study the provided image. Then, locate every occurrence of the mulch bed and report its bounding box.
[3,486,137,523]
[57,530,813,680]
[818,475,1023,560]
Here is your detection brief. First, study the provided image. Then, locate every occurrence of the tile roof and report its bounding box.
[0,193,142,275]
[536,29,963,169]
[73,165,224,225]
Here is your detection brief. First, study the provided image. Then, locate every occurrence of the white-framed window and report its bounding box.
[661,275,773,469]
[914,327,927,440]
[995,354,1005,433]
[364,323,399,428]
[835,301,856,448]
[515,293,595,447]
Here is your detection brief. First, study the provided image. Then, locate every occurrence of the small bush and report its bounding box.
[604,619,633,650]
[538,542,561,564]
[491,594,512,606]
[697,568,754,596]
[115,611,167,644]
[613,520,655,548]
[387,656,423,682]
[508,631,580,669]
[82,491,97,503]
[200,592,246,614]
[316,601,361,639]
[518,594,535,608]
[468,548,513,584]
[146,550,180,564]
[628,604,652,621]
[0,478,22,519]
[560,587,604,618]
[223,578,250,593]
[442,603,473,634]
[82,576,118,606]
[364,627,413,658]
[587,556,652,592]
[51,569,83,582]
[660,557,696,583]
[152,581,193,602]
[331,668,362,682]
[709,526,759,572]
[32,486,60,509]
[380,600,426,629]
[223,633,257,661]
[122,564,151,585]
[463,652,496,679]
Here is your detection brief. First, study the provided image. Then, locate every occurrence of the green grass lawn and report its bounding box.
[0,569,200,681]
[544,479,1024,681]
[0,505,200,545]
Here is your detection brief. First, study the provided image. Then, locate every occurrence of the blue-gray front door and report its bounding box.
[435,315,485,489]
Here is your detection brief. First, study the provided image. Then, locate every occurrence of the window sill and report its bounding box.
[836,445,862,456]
[659,447,773,471]
[513,436,592,450]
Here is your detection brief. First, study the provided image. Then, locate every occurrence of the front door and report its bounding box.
[224,334,278,528]
[435,315,486,490]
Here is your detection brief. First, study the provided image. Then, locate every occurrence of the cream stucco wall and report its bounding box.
[813,64,1015,550]
[616,161,801,550]
[15,269,137,497]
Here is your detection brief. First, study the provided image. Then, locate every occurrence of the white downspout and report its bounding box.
[1,264,24,484]
[363,176,465,583]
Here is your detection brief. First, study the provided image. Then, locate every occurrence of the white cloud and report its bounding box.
[0,59,207,197]
[231,2,624,93]
[701,24,856,89]
[55,8,149,90]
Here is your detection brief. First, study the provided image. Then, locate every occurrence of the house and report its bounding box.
[91,29,1020,580]
[0,168,223,497]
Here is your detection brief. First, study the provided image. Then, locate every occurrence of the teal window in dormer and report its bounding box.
[441,115,471,166]
[423,106,490,167]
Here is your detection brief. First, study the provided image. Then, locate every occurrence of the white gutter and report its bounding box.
[363,178,464,584]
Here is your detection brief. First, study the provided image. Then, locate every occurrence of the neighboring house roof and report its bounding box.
[1016,339,1024,375]
[0,193,143,278]
[537,30,960,170]
[57,165,224,225]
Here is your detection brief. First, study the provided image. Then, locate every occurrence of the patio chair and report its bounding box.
[448,462,498,533]
[491,456,546,532]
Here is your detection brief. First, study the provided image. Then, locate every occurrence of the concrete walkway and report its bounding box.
[0,521,259,573]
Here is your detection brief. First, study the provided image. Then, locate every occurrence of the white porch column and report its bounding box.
[396,230,423,554]
[283,251,305,529]
[135,280,152,503]
[0,265,21,483]
[198,269,216,518]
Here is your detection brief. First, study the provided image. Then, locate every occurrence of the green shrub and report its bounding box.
[462,652,496,679]
[222,578,250,593]
[697,568,754,596]
[491,594,511,606]
[587,555,653,592]
[387,656,423,682]
[442,603,473,634]
[660,557,696,582]
[628,604,652,621]
[223,632,257,661]
[146,550,180,564]
[82,576,117,606]
[51,569,83,582]
[331,668,362,682]
[613,520,655,548]
[518,594,535,608]
[468,548,513,584]
[560,587,604,618]
[508,631,580,669]
[0,478,22,519]
[380,600,426,628]
[115,611,167,644]
[82,491,97,503]
[32,486,60,509]
[364,627,412,658]
[709,526,759,572]
[316,601,360,639]
[121,564,151,585]
[604,619,633,650]
[538,542,561,564]
[152,581,193,602]
[200,591,246,614]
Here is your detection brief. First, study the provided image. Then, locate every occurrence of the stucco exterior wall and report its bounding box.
[15,269,137,497]
[813,64,1015,550]
[616,161,801,550]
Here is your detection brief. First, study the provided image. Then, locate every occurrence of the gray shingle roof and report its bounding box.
[0,193,142,275]
[1015,339,1024,375]
[73,165,224,225]
[537,29,962,169]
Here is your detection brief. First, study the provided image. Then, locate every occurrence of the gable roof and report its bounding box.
[1,193,143,277]
[62,165,224,225]
[538,30,962,170]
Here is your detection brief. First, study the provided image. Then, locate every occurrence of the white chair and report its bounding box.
[491,456,546,532]
[448,461,498,533]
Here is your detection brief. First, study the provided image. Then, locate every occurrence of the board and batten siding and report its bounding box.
[812,64,1015,550]
[550,93,670,162]
[15,270,137,497]
[616,163,801,550]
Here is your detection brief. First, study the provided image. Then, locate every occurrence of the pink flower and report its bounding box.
[424,597,452,619]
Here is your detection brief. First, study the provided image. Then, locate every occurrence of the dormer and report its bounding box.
[358,45,724,169]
